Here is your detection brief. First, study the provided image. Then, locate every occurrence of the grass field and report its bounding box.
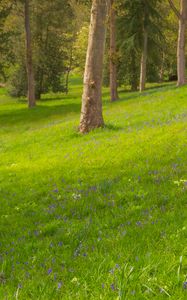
[0,77,187,299]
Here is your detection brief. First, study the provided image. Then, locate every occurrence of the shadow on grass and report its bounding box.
[17,92,81,103]
[0,102,81,127]
[104,123,124,131]
[111,83,177,103]
[102,82,176,103]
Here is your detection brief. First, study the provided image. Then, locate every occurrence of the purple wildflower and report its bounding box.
[47,268,52,275]
[183,282,187,289]
[136,221,142,227]
[57,282,62,289]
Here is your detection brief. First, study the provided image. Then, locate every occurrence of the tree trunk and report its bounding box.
[25,0,36,108]
[168,0,187,86]
[79,0,109,133]
[35,89,41,100]
[140,27,148,92]
[159,52,165,83]
[65,44,73,94]
[109,0,119,102]
[130,50,138,91]
[177,0,187,86]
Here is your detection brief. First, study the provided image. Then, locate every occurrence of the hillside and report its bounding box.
[0,79,187,299]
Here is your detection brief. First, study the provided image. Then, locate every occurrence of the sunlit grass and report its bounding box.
[0,77,187,299]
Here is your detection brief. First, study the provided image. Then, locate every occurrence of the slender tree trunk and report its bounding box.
[159,52,165,83]
[140,27,148,92]
[109,0,119,102]
[65,44,73,94]
[79,0,109,133]
[168,0,187,86]
[25,0,36,108]
[130,50,138,91]
[177,1,186,86]
[35,88,41,100]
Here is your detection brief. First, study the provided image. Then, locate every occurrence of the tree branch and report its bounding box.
[168,0,181,19]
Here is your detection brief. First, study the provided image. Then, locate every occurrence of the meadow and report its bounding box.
[0,78,187,299]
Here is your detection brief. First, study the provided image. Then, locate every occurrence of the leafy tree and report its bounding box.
[0,0,13,82]
[116,0,163,91]
[7,0,74,99]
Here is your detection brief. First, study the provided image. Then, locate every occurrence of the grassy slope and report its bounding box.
[0,78,187,299]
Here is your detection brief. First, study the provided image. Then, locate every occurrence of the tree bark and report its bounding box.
[140,27,148,92]
[159,52,165,82]
[109,0,119,102]
[177,2,186,86]
[168,0,187,86]
[130,50,138,91]
[79,0,109,133]
[25,0,36,108]
[65,43,73,94]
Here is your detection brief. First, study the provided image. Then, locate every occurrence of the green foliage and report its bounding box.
[0,78,187,299]
[5,0,74,98]
[73,24,89,74]
[0,1,13,81]
[8,64,27,97]
[116,0,165,89]
[32,0,74,98]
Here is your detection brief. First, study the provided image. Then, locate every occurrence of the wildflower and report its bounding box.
[57,282,62,289]
[136,221,142,227]
[183,282,187,289]
[47,268,52,275]
[111,283,115,291]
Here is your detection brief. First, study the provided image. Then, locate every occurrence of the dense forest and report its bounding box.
[0,1,187,299]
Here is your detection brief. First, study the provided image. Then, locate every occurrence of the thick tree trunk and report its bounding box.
[177,1,186,86]
[79,0,109,133]
[25,0,36,108]
[109,0,119,102]
[140,28,148,92]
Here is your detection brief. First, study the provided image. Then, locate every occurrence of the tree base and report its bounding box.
[79,119,104,134]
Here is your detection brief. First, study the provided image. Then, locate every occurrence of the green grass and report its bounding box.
[0,77,187,299]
